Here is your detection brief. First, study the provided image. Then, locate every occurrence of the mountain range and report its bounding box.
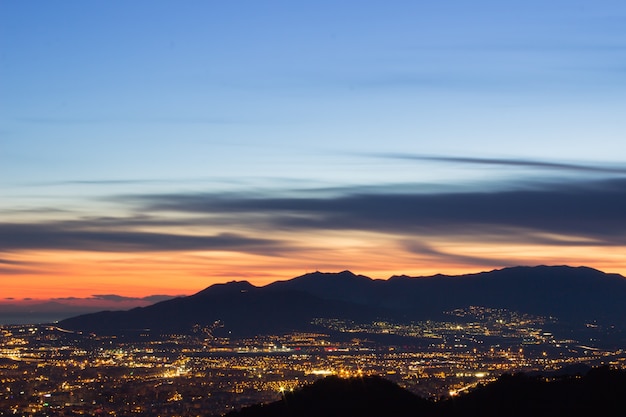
[59,265,626,340]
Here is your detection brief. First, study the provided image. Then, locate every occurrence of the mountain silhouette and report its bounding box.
[59,265,626,338]
[59,279,384,337]
[225,367,626,417]
[270,266,626,323]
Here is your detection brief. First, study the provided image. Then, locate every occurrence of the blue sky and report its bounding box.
[1,1,626,302]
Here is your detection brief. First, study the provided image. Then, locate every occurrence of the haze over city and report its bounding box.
[2,1,626,309]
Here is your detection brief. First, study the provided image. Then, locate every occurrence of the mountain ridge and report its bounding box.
[58,265,626,339]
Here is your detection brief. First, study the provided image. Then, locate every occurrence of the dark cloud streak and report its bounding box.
[402,241,524,267]
[381,154,626,175]
[0,223,289,256]
[0,258,30,265]
[3,177,626,257]
[90,294,178,303]
[0,267,47,275]
[135,178,626,246]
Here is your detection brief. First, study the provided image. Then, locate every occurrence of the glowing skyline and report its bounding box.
[2,1,626,305]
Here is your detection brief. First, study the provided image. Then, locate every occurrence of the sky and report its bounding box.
[1,1,626,310]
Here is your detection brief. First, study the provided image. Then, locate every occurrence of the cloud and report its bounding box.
[90,294,177,303]
[90,294,136,302]
[402,241,528,267]
[133,177,626,246]
[379,154,626,175]
[0,258,28,265]
[15,116,236,126]
[0,222,290,255]
[3,170,626,262]
[0,267,48,275]
[0,258,44,272]
[48,294,179,307]
[142,295,181,303]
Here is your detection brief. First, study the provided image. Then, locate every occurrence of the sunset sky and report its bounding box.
[2,1,626,308]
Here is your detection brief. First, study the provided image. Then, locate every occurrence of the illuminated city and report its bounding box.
[2,306,625,416]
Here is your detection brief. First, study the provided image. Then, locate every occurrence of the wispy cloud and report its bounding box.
[14,116,237,126]
[49,294,179,304]
[3,162,626,268]
[0,267,48,275]
[0,222,290,256]
[379,154,626,175]
[402,241,529,267]
[0,259,48,275]
[90,294,178,303]
[130,177,626,246]
[0,258,30,265]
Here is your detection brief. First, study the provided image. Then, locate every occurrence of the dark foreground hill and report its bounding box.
[227,375,431,417]
[225,367,626,417]
[59,265,626,337]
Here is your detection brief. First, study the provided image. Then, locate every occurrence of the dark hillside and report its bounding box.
[226,367,626,417]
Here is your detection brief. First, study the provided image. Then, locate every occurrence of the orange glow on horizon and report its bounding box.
[2,234,626,301]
